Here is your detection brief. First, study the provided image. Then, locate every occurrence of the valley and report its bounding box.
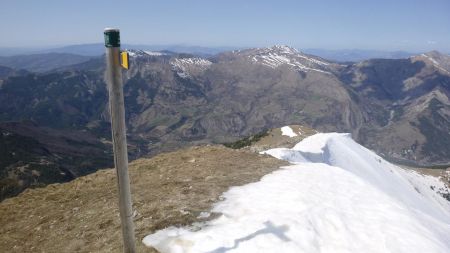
[0,46,449,199]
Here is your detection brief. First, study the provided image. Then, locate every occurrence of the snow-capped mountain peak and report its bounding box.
[411,51,450,75]
[235,45,332,74]
[269,44,299,54]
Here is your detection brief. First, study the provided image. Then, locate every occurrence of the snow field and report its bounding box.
[143,132,450,253]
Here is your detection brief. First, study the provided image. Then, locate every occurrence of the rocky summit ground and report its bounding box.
[1,125,448,252]
[0,145,287,253]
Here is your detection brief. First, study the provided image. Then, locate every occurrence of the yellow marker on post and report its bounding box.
[120,51,129,69]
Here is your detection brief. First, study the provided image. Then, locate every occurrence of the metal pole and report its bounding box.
[104,28,136,253]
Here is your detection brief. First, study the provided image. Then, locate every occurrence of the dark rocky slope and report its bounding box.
[0,46,449,199]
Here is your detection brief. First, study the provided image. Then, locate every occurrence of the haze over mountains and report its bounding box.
[1,45,449,200]
[0,53,93,73]
[0,43,440,62]
[0,44,235,58]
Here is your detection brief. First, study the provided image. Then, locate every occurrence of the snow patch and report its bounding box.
[170,58,212,78]
[171,58,212,68]
[126,49,168,58]
[280,126,298,137]
[143,133,450,253]
[144,51,166,56]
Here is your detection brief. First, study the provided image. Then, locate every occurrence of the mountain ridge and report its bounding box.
[0,45,449,199]
[0,53,94,73]
[4,43,447,62]
[1,126,448,252]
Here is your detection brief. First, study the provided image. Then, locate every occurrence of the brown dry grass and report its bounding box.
[247,124,318,152]
[0,145,287,252]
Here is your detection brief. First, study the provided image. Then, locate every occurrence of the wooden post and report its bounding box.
[104,28,136,253]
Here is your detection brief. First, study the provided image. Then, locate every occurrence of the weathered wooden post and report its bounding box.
[104,28,136,253]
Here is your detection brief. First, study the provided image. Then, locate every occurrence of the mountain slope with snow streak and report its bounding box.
[233,45,335,74]
[127,49,170,57]
[143,133,450,253]
[410,51,450,75]
[170,57,212,78]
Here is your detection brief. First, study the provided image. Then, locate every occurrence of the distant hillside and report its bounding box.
[0,53,93,72]
[0,65,27,79]
[303,48,416,62]
[1,45,450,199]
[0,121,113,200]
[1,46,449,166]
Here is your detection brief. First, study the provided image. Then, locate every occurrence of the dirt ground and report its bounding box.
[0,145,287,252]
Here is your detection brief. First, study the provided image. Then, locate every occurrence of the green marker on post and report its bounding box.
[104,28,120,48]
[104,28,129,69]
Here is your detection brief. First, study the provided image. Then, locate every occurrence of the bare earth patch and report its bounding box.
[0,145,287,252]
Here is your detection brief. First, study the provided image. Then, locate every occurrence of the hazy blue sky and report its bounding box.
[1,0,449,52]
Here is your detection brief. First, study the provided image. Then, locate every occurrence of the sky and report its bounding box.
[1,0,449,52]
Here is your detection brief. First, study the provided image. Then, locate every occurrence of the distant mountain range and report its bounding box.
[0,44,238,57]
[45,44,238,57]
[303,48,418,62]
[2,43,447,62]
[0,45,449,200]
[0,53,94,73]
